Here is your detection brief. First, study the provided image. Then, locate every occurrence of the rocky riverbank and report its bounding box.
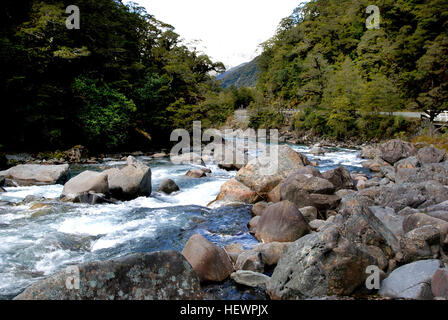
[3,138,448,300]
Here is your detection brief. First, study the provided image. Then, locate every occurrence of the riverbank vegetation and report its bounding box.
[2,0,447,153]
[250,0,447,140]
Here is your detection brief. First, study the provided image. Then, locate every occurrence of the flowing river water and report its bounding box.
[0,143,367,299]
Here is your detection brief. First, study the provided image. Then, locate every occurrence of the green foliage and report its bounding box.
[1,0,226,151]
[217,57,260,88]
[73,77,136,149]
[257,0,448,140]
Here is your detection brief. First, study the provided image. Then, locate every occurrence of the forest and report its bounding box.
[252,0,448,139]
[1,0,253,152]
[1,0,447,152]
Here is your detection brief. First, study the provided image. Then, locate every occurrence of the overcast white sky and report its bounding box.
[130,0,301,68]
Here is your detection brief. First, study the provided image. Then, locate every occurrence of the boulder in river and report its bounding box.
[267,226,378,300]
[0,164,70,186]
[14,251,202,300]
[62,171,109,201]
[215,178,261,204]
[379,259,442,300]
[322,166,355,191]
[157,178,180,195]
[185,169,207,178]
[182,234,234,283]
[255,201,311,243]
[235,145,310,195]
[104,156,152,200]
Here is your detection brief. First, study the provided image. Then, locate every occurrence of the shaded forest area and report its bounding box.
[1,0,253,152]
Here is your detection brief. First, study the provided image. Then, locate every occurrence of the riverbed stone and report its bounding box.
[157,178,179,194]
[403,213,448,244]
[299,206,318,222]
[185,169,207,178]
[251,201,269,217]
[400,226,441,263]
[322,166,355,190]
[182,234,234,283]
[14,251,203,300]
[0,164,70,186]
[379,259,442,300]
[417,146,446,164]
[235,250,264,273]
[230,271,270,288]
[62,171,109,201]
[248,216,260,234]
[104,156,152,200]
[255,201,311,243]
[379,139,418,165]
[235,145,310,195]
[376,181,448,212]
[394,156,420,169]
[267,226,378,299]
[215,178,261,204]
[432,269,448,298]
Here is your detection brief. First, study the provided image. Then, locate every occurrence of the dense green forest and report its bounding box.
[217,57,260,88]
[1,0,447,152]
[1,0,252,152]
[251,0,448,139]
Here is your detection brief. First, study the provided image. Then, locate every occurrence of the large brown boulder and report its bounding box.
[215,178,261,204]
[104,156,152,200]
[62,171,109,201]
[235,145,309,195]
[280,168,340,213]
[400,226,441,263]
[255,201,311,243]
[14,251,202,300]
[267,226,378,300]
[0,164,70,186]
[379,139,417,165]
[322,166,355,191]
[403,213,448,244]
[182,234,234,282]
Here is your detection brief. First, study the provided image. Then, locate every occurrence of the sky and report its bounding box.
[130,0,301,69]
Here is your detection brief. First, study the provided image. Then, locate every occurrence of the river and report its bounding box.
[0,143,367,299]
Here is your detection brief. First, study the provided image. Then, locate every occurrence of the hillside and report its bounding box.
[217,56,260,88]
[253,0,448,139]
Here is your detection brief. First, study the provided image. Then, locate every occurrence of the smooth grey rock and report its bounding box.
[104,156,152,200]
[0,164,70,186]
[231,271,270,288]
[62,171,109,201]
[379,259,442,300]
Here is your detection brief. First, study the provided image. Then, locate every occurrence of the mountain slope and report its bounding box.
[217,56,260,88]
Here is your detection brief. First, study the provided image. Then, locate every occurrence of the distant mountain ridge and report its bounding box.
[216,56,260,88]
